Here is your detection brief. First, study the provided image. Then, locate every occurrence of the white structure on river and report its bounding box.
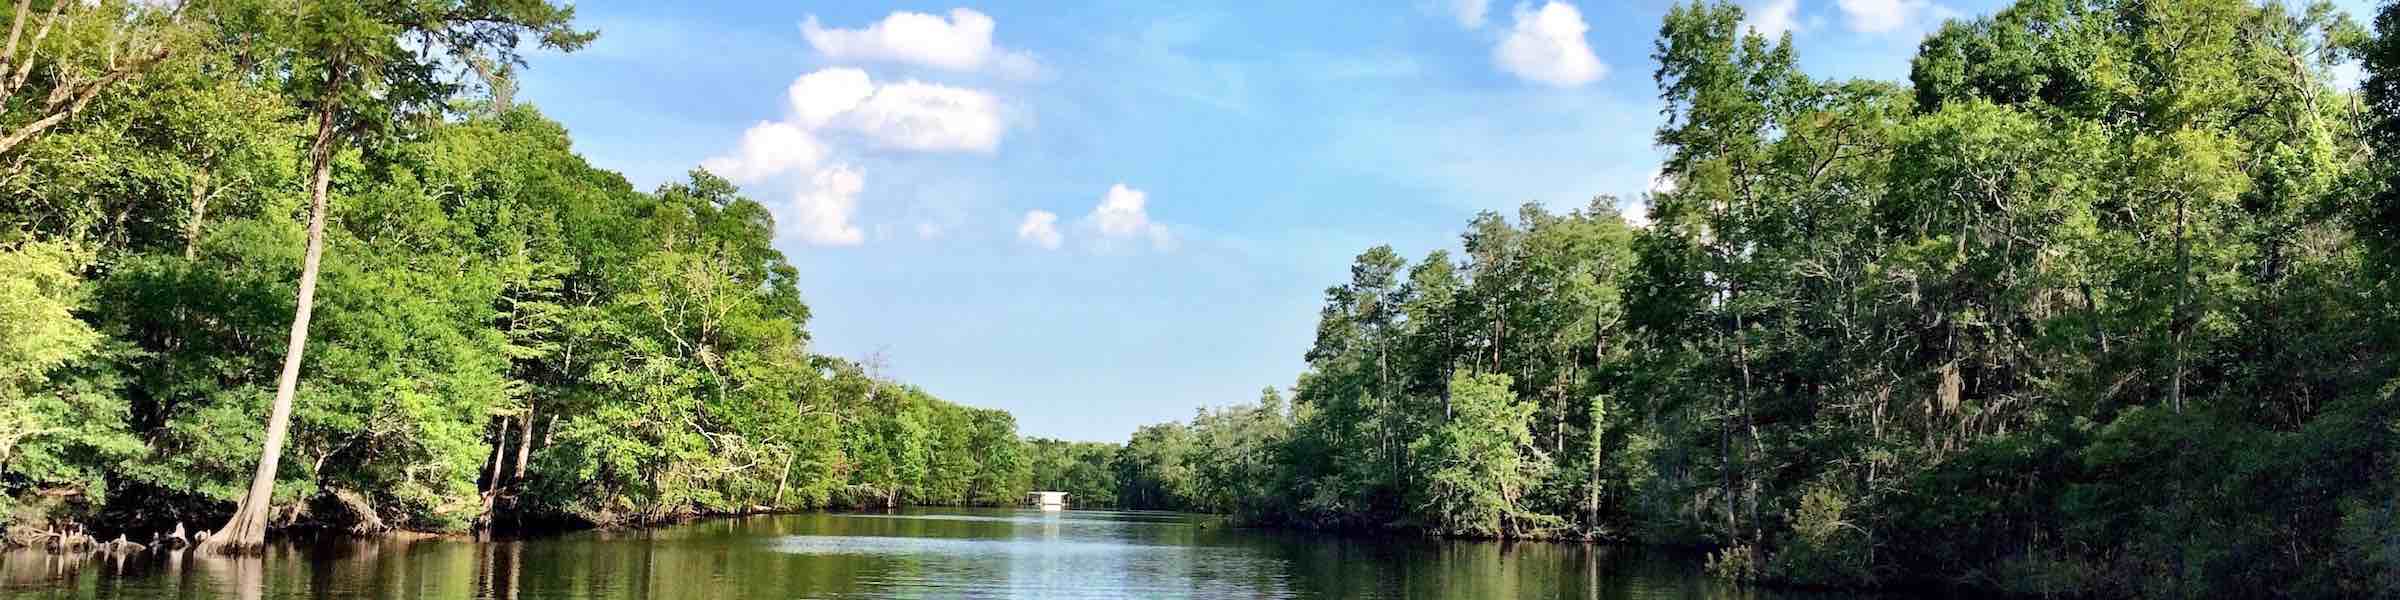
[1027,491,1068,511]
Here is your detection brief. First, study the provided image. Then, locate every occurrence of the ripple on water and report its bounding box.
[833,510,1205,528]
[771,534,1166,557]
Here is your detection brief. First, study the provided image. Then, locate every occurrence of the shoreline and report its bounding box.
[0,507,2017,598]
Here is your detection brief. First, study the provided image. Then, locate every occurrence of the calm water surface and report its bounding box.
[0,508,1877,599]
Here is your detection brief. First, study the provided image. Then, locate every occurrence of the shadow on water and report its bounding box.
[0,508,1915,599]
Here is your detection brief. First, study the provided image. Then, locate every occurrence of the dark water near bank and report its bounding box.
[1,508,1881,599]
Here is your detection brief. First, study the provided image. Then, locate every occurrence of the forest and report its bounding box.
[0,0,1041,550]
[6,0,2400,596]
[1095,0,2400,595]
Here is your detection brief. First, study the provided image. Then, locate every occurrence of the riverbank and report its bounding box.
[3,507,1870,599]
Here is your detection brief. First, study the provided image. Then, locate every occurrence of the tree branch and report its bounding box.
[3,0,66,97]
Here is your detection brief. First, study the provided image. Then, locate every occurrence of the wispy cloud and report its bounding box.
[1017,210,1063,249]
[1835,0,1957,34]
[1745,0,1803,38]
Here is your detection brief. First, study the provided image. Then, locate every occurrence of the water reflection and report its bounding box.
[0,509,1850,599]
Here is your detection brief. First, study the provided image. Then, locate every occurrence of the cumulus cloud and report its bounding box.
[1745,0,1803,38]
[1494,2,1606,87]
[700,67,1011,245]
[1836,0,1951,33]
[787,68,877,128]
[705,69,1005,180]
[781,165,866,246]
[1083,184,1173,250]
[1014,184,1175,251]
[1016,210,1063,249]
[1450,0,1493,28]
[802,8,1041,78]
[785,68,1005,153]
[841,80,1005,153]
[702,121,829,184]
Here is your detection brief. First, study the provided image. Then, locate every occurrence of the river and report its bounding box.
[1,508,1877,599]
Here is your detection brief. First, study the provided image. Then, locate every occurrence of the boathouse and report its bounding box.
[1027,491,1068,510]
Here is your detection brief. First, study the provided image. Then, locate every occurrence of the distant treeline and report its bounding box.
[1102,0,2400,596]
[0,0,1042,547]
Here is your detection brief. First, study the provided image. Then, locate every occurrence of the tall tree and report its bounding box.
[203,0,589,554]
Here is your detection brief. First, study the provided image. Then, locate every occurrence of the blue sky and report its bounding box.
[511,0,2359,441]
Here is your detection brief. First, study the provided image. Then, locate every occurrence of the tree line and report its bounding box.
[8,0,2400,595]
[0,0,1042,551]
[1104,0,2400,595]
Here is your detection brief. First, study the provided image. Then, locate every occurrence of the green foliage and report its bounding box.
[4,0,2399,595]
[1412,373,1555,538]
[0,241,139,527]
[0,2,1029,539]
[1099,0,2400,596]
[1027,438,1119,508]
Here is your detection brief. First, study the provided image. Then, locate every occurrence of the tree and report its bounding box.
[1411,373,1553,538]
[0,0,181,157]
[0,241,139,530]
[203,0,589,554]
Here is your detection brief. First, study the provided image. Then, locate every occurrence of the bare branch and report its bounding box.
[0,42,165,156]
[1,0,31,76]
[6,0,66,94]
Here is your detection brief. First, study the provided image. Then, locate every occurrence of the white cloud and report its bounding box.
[701,121,829,183]
[841,80,1005,153]
[802,8,1041,78]
[703,68,1006,185]
[782,166,867,246]
[1494,2,1606,87]
[1647,167,1678,195]
[781,68,1007,153]
[1745,0,1803,38]
[1016,210,1063,249]
[1083,183,1173,250]
[1618,198,1652,228]
[1836,0,1952,33]
[702,56,1014,245]
[1451,0,1493,28]
[787,68,876,128]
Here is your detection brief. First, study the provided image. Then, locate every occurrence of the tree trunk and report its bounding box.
[1555,361,1568,456]
[479,415,516,523]
[1719,323,1736,540]
[2081,281,2107,354]
[772,450,795,508]
[199,94,339,555]
[484,416,511,488]
[1493,318,1505,372]
[183,166,210,260]
[512,403,536,482]
[1588,394,1605,529]
[2169,193,2189,415]
[1732,282,1760,544]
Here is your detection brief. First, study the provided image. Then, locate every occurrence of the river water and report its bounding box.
[0,508,1868,599]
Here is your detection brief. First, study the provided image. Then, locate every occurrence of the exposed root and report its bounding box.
[329,488,388,535]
